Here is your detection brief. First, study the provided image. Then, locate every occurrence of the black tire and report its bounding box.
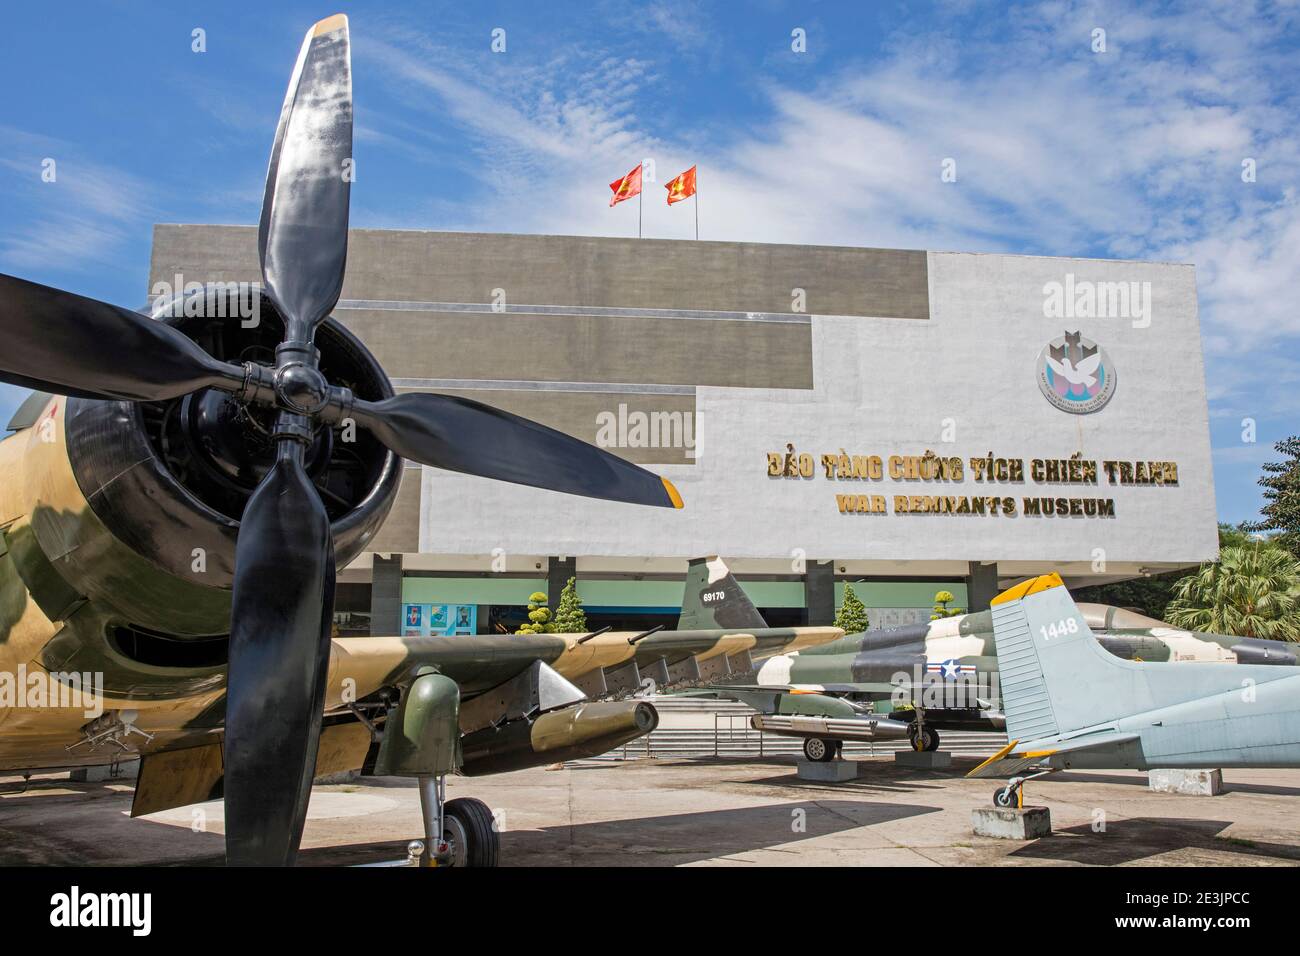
[993,786,1017,809]
[803,738,835,762]
[908,724,939,753]
[443,797,499,867]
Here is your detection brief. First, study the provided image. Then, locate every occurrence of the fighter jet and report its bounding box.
[0,16,841,867]
[684,583,1297,762]
[967,573,1300,809]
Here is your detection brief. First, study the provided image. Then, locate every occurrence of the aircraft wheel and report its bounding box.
[993,786,1018,809]
[443,798,499,867]
[908,724,939,753]
[803,738,835,762]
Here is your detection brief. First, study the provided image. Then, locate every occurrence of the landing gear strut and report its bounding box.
[417,775,499,867]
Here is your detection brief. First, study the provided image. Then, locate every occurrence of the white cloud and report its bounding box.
[0,127,156,274]
[352,1,1300,445]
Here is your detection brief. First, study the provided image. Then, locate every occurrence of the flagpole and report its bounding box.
[695,169,699,241]
[638,176,643,239]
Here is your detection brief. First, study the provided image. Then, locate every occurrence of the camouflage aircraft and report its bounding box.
[0,16,840,868]
[968,573,1300,808]
[687,580,1297,762]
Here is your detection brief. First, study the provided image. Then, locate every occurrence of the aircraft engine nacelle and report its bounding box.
[11,286,400,644]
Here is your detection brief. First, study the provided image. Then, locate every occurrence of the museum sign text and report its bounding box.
[765,446,1179,518]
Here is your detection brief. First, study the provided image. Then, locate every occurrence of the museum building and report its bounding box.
[147,226,1218,636]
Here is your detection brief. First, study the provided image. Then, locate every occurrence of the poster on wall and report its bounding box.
[401,603,477,637]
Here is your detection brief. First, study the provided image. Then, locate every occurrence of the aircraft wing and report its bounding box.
[965,730,1142,779]
[325,627,834,708]
[133,626,844,818]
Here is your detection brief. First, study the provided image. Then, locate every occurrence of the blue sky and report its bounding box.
[1,0,1297,523]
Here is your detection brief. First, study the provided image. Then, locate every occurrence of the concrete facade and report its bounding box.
[149,226,1217,631]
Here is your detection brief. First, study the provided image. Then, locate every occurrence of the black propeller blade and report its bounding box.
[223,13,354,866]
[0,273,243,402]
[258,12,353,341]
[223,445,335,866]
[351,392,684,509]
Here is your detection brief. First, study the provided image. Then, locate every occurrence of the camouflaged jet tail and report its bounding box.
[677,556,767,630]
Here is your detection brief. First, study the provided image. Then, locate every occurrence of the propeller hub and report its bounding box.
[274,362,330,415]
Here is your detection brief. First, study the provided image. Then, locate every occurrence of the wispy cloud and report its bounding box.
[0,125,156,273]
[344,1,1298,522]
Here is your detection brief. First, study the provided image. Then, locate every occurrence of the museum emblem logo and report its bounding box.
[1036,330,1116,414]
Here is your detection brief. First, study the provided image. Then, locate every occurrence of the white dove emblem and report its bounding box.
[1047,351,1102,388]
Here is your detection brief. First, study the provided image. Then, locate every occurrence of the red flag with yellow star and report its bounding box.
[608,164,643,207]
[665,165,697,204]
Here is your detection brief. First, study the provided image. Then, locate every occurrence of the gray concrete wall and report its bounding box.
[369,472,420,554]
[150,225,930,317]
[369,554,403,636]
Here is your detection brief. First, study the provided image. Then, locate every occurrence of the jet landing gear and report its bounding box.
[417,775,499,867]
[803,738,843,762]
[907,711,941,752]
[993,779,1024,809]
[992,770,1055,809]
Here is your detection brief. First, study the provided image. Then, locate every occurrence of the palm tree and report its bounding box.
[1165,542,1300,641]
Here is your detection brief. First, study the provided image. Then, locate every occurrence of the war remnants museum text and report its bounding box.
[767,447,1180,518]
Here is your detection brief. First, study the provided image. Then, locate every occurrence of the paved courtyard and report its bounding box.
[2,755,1298,866]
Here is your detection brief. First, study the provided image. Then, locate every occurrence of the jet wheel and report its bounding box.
[993,786,1019,809]
[803,738,836,762]
[909,724,940,752]
[442,798,499,867]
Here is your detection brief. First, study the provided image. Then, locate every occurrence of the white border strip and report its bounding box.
[390,377,697,396]
[337,298,813,325]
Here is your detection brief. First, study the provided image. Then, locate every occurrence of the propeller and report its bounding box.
[0,273,245,402]
[350,393,683,508]
[223,445,335,866]
[222,13,354,867]
[0,14,683,866]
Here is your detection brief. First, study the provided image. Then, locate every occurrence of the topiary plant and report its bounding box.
[833,583,871,633]
[552,577,587,633]
[931,589,964,619]
[516,591,555,634]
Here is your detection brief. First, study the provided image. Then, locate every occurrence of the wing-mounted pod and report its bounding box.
[453,660,656,776]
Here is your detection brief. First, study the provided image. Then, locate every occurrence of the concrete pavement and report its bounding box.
[2,755,1298,866]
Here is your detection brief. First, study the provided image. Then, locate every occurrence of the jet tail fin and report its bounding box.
[992,572,1300,752]
[989,573,1131,743]
[677,556,767,630]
